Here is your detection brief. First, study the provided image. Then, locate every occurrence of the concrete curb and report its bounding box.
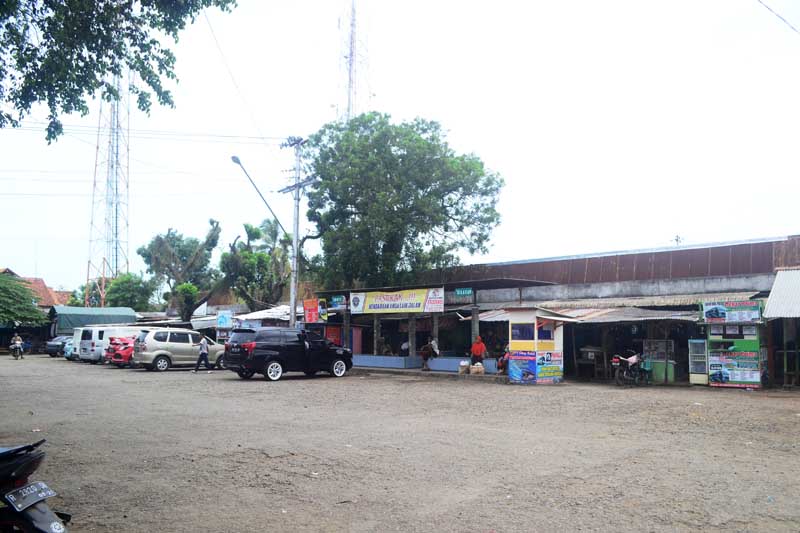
[350,366,510,384]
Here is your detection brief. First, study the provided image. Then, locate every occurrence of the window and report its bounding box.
[136,331,149,343]
[256,329,283,343]
[306,330,324,342]
[153,331,169,342]
[98,330,105,340]
[283,331,304,345]
[538,327,553,341]
[169,332,191,344]
[190,333,201,344]
[511,323,535,341]
[81,330,92,341]
[229,331,256,343]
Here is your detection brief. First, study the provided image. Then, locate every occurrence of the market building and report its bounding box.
[312,234,800,387]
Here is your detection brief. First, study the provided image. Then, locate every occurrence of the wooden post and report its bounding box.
[766,320,775,387]
[601,326,608,380]
[471,305,480,342]
[373,315,380,355]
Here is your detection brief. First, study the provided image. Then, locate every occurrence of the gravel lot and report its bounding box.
[1,354,799,532]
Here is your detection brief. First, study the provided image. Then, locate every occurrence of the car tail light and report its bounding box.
[224,342,230,350]
[91,342,95,348]
[612,357,620,363]
[242,342,256,355]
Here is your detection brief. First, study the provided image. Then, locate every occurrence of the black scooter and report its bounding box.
[0,439,70,532]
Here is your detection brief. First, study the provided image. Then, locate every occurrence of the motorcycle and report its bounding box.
[611,350,649,386]
[0,439,70,532]
[9,343,23,361]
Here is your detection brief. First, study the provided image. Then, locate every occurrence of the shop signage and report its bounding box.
[216,310,232,329]
[330,295,347,310]
[304,299,327,323]
[508,351,563,384]
[349,288,444,314]
[454,287,473,297]
[708,351,761,388]
[702,301,760,324]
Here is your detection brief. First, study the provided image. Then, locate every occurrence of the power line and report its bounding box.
[756,0,800,36]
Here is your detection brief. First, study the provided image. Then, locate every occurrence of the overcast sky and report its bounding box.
[2,0,800,290]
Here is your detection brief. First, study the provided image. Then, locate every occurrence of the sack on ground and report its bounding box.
[470,363,485,375]
[458,360,470,375]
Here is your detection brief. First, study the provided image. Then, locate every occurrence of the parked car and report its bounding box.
[45,336,71,357]
[131,328,224,372]
[79,326,141,363]
[62,338,75,360]
[104,336,136,367]
[224,327,352,382]
[66,328,83,361]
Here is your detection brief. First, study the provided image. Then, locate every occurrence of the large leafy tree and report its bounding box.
[0,274,46,325]
[137,219,221,292]
[66,280,102,307]
[0,0,236,141]
[303,112,504,288]
[105,273,157,311]
[174,282,199,322]
[220,221,290,311]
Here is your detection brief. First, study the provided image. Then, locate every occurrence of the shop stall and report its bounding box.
[505,308,575,384]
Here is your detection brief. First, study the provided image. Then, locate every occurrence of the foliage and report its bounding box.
[0,0,236,141]
[137,219,221,292]
[220,221,290,311]
[174,282,199,322]
[105,273,157,311]
[302,112,504,288]
[66,281,102,307]
[0,274,46,325]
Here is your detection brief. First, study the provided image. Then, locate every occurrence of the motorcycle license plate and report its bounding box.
[4,482,57,512]
[612,362,620,366]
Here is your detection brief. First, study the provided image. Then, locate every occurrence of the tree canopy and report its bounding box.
[174,282,199,322]
[0,0,236,141]
[105,273,157,311]
[302,112,504,289]
[219,221,290,311]
[137,219,221,292]
[0,274,46,326]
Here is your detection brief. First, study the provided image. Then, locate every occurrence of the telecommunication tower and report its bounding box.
[85,75,130,306]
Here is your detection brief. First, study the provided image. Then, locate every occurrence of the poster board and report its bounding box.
[508,351,563,384]
[702,301,761,324]
[708,351,761,388]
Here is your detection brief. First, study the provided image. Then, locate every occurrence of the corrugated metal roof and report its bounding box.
[764,270,800,318]
[533,292,758,309]
[553,307,699,323]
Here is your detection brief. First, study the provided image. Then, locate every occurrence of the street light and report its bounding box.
[230,155,296,326]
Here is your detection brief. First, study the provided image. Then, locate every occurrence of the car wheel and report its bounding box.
[614,368,624,386]
[304,371,317,377]
[215,355,226,370]
[90,360,99,365]
[265,361,283,382]
[49,353,58,358]
[153,356,170,372]
[237,368,255,380]
[330,359,347,378]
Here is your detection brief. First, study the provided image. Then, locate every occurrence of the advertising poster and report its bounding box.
[535,351,564,384]
[303,299,319,323]
[702,301,761,324]
[349,288,444,314]
[216,310,233,329]
[318,298,328,323]
[708,351,761,388]
[508,351,538,384]
[329,295,347,311]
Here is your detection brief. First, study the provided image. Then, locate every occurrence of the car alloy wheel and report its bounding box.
[154,356,170,372]
[331,359,347,378]
[237,369,255,380]
[265,361,283,382]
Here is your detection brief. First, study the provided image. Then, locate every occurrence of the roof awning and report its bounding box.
[552,307,699,323]
[532,292,759,309]
[764,270,800,318]
[462,307,580,323]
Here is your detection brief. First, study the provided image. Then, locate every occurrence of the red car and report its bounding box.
[105,336,136,367]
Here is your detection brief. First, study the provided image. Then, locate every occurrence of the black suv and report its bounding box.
[224,327,353,381]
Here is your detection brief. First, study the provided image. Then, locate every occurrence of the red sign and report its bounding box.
[325,326,342,346]
[303,299,319,323]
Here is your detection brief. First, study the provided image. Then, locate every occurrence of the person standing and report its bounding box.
[420,336,439,371]
[192,336,212,373]
[470,335,487,365]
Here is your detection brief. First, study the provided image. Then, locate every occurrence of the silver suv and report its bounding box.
[132,328,225,372]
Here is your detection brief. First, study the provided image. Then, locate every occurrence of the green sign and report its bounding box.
[455,288,473,297]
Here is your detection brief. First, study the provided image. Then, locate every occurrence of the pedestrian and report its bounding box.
[497,344,510,375]
[420,335,440,371]
[400,339,410,356]
[470,335,487,365]
[10,332,23,359]
[191,335,212,373]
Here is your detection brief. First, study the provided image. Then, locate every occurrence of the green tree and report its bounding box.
[0,274,46,325]
[66,281,103,307]
[105,273,157,311]
[137,219,221,292]
[302,112,504,288]
[174,282,199,322]
[0,0,236,141]
[220,222,290,311]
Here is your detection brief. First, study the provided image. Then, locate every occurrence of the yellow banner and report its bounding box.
[350,288,444,314]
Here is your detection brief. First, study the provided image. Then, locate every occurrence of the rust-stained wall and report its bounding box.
[421,236,800,285]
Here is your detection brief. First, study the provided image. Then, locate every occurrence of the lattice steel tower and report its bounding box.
[86,75,130,306]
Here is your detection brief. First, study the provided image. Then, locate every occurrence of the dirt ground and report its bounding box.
[1,355,799,532]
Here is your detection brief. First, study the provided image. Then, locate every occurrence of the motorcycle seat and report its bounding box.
[0,445,30,458]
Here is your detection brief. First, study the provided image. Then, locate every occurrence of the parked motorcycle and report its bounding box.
[611,350,648,386]
[0,439,70,532]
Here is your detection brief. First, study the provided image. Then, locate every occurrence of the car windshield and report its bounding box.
[230,330,256,343]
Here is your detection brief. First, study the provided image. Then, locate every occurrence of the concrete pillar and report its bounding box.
[432,313,440,342]
[471,305,480,342]
[408,315,416,356]
[373,315,380,355]
[343,309,351,351]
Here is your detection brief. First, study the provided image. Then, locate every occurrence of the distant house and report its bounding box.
[1,268,74,314]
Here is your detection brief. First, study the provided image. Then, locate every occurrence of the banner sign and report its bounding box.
[350,288,444,314]
[454,287,473,297]
[329,295,347,311]
[702,301,760,324]
[304,299,319,323]
[708,351,761,388]
[508,351,564,385]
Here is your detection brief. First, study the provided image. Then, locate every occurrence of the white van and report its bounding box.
[79,326,141,363]
[67,327,84,361]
